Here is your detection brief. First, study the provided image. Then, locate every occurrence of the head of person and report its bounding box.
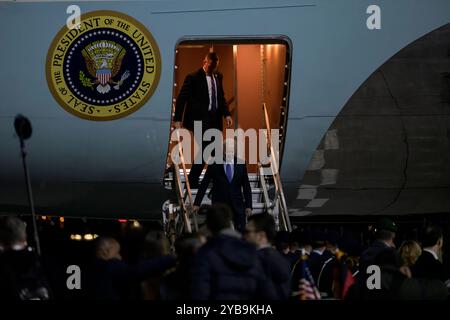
[0,216,27,251]
[95,237,122,261]
[223,138,236,162]
[326,230,340,253]
[295,228,313,254]
[398,240,422,267]
[174,233,201,265]
[375,218,397,248]
[143,230,171,258]
[274,230,290,254]
[288,232,300,252]
[244,213,276,247]
[203,52,219,75]
[205,204,233,235]
[420,225,443,252]
[311,228,327,251]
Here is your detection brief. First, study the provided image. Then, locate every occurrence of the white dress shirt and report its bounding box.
[206,74,218,111]
[423,248,439,260]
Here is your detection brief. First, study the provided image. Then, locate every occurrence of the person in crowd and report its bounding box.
[360,218,397,273]
[275,231,293,261]
[412,225,446,281]
[190,204,276,299]
[286,230,303,266]
[398,240,422,268]
[297,228,313,257]
[306,228,328,282]
[291,228,327,292]
[86,236,175,299]
[339,231,362,277]
[244,213,291,300]
[141,231,173,300]
[161,233,202,300]
[347,249,448,300]
[0,216,51,300]
[316,230,343,297]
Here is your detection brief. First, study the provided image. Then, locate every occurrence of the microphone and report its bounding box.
[13,114,41,255]
[14,114,32,140]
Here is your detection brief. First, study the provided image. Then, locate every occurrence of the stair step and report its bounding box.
[189,187,264,195]
[193,200,266,209]
[169,174,261,183]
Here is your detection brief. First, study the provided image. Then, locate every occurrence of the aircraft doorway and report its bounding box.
[165,38,292,176]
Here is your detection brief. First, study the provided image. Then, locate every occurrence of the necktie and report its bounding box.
[226,163,233,182]
[210,75,217,113]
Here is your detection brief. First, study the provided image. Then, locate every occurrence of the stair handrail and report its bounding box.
[262,103,292,232]
[171,125,198,233]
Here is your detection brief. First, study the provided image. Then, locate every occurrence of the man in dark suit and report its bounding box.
[412,225,446,281]
[291,228,327,291]
[244,213,291,300]
[193,139,252,233]
[86,237,176,300]
[173,52,233,188]
[0,216,51,300]
[359,218,397,273]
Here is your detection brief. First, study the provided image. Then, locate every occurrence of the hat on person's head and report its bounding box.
[377,218,397,233]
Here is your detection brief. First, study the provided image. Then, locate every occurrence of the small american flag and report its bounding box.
[298,261,321,300]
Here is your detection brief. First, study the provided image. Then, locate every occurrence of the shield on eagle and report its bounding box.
[96,68,111,86]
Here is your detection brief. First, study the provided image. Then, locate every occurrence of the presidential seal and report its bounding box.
[46,10,161,120]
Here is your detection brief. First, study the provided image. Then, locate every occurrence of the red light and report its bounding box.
[118,219,127,223]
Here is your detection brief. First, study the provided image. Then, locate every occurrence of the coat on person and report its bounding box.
[257,246,291,300]
[174,68,230,132]
[86,255,176,300]
[190,229,276,300]
[412,250,446,281]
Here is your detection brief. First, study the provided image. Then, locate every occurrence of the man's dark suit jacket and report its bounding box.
[412,250,446,281]
[174,68,230,131]
[193,162,252,216]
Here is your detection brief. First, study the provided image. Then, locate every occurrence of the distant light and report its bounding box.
[41,216,47,221]
[70,234,82,241]
[132,220,141,228]
[93,234,99,239]
[84,234,94,241]
[59,217,65,223]
[118,219,127,223]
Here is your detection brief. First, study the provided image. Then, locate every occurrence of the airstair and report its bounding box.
[162,104,292,245]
